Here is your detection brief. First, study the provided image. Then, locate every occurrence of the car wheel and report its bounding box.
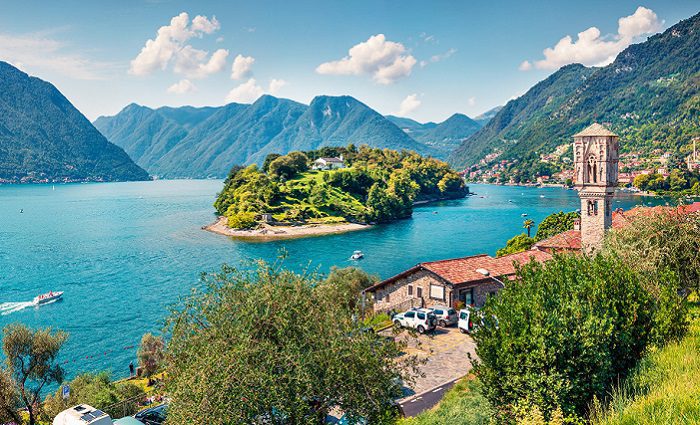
[393,320,401,328]
[459,327,467,334]
[417,325,425,334]
[438,320,446,327]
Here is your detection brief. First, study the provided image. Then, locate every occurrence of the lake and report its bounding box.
[0,180,662,380]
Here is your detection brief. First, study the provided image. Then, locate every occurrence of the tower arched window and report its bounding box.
[587,155,598,183]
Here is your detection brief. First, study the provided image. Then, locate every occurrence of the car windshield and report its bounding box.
[448,309,456,315]
[434,309,443,315]
[460,312,468,320]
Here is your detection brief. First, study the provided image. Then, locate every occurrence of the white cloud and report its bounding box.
[167,79,196,94]
[467,96,476,107]
[316,34,417,84]
[521,7,663,70]
[231,54,255,80]
[396,94,421,116]
[225,78,286,103]
[129,12,228,78]
[430,48,457,63]
[0,31,112,80]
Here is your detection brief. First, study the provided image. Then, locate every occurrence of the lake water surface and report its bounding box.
[0,180,663,380]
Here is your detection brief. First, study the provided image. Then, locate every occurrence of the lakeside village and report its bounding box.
[3,124,700,425]
[464,133,700,195]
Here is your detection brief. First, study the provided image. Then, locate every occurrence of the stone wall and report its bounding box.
[372,269,453,313]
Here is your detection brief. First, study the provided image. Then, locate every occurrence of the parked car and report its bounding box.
[426,306,458,327]
[458,308,474,334]
[392,309,437,334]
[134,404,167,425]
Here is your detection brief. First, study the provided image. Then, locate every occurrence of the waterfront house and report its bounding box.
[312,156,345,170]
[365,250,552,313]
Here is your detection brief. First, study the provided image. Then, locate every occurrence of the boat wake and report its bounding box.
[0,301,35,316]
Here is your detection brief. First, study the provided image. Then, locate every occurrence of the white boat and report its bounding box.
[521,213,528,217]
[350,250,364,260]
[33,291,63,305]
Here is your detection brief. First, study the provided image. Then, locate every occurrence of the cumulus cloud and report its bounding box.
[396,94,421,116]
[225,78,286,103]
[129,12,228,78]
[0,31,113,80]
[231,54,255,80]
[521,6,662,70]
[316,34,417,84]
[167,79,196,94]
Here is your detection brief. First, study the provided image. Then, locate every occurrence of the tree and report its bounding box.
[262,153,282,173]
[43,372,145,420]
[137,333,166,378]
[522,219,535,238]
[0,368,21,425]
[317,267,379,313]
[2,324,67,425]
[534,211,579,241]
[473,254,665,420]
[165,263,418,424]
[496,234,535,257]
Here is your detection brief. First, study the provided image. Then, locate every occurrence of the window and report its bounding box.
[430,284,445,300]
[460,288,474,306]
[417,287,423,298]
[386,293,390,303]
[404,311,415,319]
[434,309,443,315]
[448,309,456,315]
[376,293,382,302]
[587,200,598,216]
[460,311,468,320]
[417,312,426,320]
[407,285,413,296]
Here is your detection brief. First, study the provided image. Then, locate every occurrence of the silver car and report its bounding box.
[426,306,458,327]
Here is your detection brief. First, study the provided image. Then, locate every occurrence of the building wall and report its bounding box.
[372,269,453,313]
[453,280,503,308]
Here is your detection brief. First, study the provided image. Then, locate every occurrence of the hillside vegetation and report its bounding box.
[213,146,467,228]
[450,12,700,175]
[0,61,148,183]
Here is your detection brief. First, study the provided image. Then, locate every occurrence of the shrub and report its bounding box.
[226,210,258,229]
[473,254,664,420]
[496,233,535,257]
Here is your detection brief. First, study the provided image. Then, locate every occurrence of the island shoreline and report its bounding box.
[203,216,372,241]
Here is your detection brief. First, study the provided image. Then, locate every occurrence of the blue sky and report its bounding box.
[0,1,697,122]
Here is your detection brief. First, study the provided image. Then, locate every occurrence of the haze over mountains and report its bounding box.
[0,61,148,183]
[95,95,485,179]
[450,11,700,170]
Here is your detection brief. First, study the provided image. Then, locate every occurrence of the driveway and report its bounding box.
[382,326,476,404]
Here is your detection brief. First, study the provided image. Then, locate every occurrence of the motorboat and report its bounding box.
[521,213,528,217]
[350,250,364,260]
[33,291,63,305]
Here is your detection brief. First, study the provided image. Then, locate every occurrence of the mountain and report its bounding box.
[387,113,482,157]
[0,62,148,183]
[473,106,503,125]
[450,11,700,172]
[96,95,436,178]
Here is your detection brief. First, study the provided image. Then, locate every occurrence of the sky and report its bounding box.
[0,1,698,123]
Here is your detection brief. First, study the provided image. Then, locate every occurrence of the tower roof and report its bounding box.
[573,123,618,138]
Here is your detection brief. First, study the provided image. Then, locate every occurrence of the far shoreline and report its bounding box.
[203,216,372,241]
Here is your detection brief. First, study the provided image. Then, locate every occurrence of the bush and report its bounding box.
[399,377,493,425]
[473,254,665,420]
[535,211,579,241]
[496,234,535,257]
[226,210,258,229]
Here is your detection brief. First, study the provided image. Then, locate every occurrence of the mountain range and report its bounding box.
[0,61,148,183]
[95,95,485,179]
[450,11,700,171]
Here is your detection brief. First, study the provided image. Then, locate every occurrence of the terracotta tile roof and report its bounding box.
[573,123,618,138]
[365,250,552,292]
[533,229,582,251]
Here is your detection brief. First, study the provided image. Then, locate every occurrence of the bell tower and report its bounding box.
[573,123,619,253]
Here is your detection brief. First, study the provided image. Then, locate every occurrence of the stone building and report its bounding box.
[573,123,619,253]
[364,250,552,313]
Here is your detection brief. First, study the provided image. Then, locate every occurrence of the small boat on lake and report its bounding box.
[33,291,63,306]
[350,250,364,260]
[521,213,528,217]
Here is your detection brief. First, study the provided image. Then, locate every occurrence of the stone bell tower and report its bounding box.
[573,123,619,253]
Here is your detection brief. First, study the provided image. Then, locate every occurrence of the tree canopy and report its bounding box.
[164,262,419,424]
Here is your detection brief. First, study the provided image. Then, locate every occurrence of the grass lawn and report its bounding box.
[592,299,700,424]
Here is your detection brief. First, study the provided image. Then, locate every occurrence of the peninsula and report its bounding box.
[208,145,468,240]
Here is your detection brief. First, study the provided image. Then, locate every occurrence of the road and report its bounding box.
[399,377,460,417]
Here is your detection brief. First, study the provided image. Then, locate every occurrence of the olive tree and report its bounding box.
[1,324,67,425]
[137,333,166,377]
[165,262,419,424]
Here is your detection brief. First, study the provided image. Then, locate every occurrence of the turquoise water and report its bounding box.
[0,180,660,380]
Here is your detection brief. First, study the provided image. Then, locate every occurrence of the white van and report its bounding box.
[458,308,473,334]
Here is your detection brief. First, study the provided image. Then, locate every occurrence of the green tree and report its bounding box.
[2,324,67,425]
[165,263,418,424]
[43,372,145,420]
[318,267,379,313]
[496,234,535,257]
[262,153,282,173]
[137,333,166,378]
[0,368,21,425]
[534,211,579,241]
[473,254,666,420]
[522,219,535,238]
